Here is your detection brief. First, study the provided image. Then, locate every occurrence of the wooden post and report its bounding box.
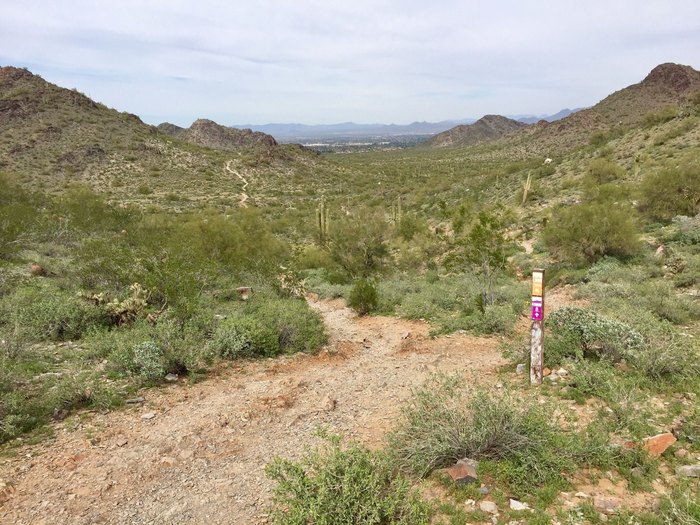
[530,269,545,385]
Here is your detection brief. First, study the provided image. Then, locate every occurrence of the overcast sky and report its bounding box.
[2,1,699,126]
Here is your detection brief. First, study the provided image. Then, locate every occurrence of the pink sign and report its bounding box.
[531,296,543,321]
[532,306,543,321]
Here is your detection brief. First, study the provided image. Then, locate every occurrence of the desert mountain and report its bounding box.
[516,62,700,153]
[0,66,307,197]
[424,114,526,148]
[157,119,278,152]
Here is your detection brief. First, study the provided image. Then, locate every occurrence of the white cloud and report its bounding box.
[1,0,699,124]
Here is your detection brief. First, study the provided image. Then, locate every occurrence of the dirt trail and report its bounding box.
[0,298,507,525]
[224,160,249,207]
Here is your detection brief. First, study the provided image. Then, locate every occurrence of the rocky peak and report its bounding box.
[641,63,700,93]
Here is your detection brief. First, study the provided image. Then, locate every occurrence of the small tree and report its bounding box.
[447,212,514,306]
[638,163,700,222]
[328,211,389,278]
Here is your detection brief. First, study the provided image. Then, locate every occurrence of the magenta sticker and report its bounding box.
[531,306,543,321]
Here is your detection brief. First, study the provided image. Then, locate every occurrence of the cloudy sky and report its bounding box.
[2,1,699,126]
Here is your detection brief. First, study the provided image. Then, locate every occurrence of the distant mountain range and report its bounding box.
[234,110,580,142]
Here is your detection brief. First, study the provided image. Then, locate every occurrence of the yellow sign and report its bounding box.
[532,270,544,297]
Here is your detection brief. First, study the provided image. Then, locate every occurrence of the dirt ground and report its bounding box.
[0,297,508,524]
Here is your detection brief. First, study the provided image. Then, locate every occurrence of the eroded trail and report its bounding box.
[224,159,249,207]
[0,298,507,525]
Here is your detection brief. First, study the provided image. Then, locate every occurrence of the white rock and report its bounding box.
[141,412,156,420]
[509,498,531,511]
[479,500,499,515]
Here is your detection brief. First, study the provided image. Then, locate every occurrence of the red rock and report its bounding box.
[642,432,677,457]
[30,263,46,276]
[444,459,478,484]
[543,367,552,377]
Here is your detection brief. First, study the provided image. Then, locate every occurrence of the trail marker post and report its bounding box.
[530,269,545,385]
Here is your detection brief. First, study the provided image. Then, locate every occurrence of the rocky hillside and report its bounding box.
[424,114,526,148]
[0,66,318,205]
[512,62,700,154]
[157,119,278,152]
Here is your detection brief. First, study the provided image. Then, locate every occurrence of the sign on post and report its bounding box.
[530,269,545,385]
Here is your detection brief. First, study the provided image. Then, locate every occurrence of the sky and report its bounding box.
[2,1,700,126]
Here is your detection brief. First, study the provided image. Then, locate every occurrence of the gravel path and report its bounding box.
[0,297,506,524]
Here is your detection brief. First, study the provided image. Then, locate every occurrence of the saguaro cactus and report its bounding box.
[316,197,330,245]
[521,172,533,206]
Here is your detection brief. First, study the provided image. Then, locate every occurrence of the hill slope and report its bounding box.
[424,114,526,148]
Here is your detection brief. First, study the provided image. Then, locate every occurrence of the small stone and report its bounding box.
[30,263,46,276]
[115,437,128,447]
[642,432,677,457]
[479,500,499,515]
[594,495,621,514]
[464,499,475,507]
[444,458,478,484]
[630,467,644,478]
[478,486,490,495]
[161,456,177,466]
[676,465,700,478]
[141,412,156,420]
[509,499,531,511]
[495,382,503,389]
[165,373,179,382]
[321,396,336,411]
[575,492,590,498]
[675,449,689,459]
[543,367,551,377]
[556,367,569,376]
[126,397,145,404]
[516,363,526,374]
[401,332,411,340]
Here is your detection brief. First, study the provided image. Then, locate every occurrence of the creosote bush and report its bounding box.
[265,433,430,525]
[348,278,379,316]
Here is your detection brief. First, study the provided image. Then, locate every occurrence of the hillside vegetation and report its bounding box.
[1,63,700,523]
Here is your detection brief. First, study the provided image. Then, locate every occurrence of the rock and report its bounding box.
[543,367,552,377]
[675,448,689,459]
[401,332,411,340]
[126,397,145,404]
[676,465,700,477]
[630,467,644,478]
[479,500,499,515]
[509,499,531,511]
[575,492,590,498]
[115,437,128,447]
[236,287,253,301]
[478,486,490,495]
[654,245,665,258]
[556,367,569,376]
[642,432,677,456]
[52,408,70,421]
[141,412,156,420]
[464,499,475,507]
[321,396,336,411]
[161,456,177,467]
[444,458,478,484]
[29,263,46,276]
[516,363,526,374]
[165,373,179,382]
[593,495,621,514]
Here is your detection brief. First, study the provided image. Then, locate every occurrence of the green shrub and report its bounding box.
[265,434,430,525]
[348,279,379,316]
[546,307,645,361]
[543,203,641,264]
[638,162,700,222]
[387,376,579,492]
[0,284,109,343]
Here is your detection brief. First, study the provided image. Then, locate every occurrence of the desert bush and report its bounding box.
[0,173,37,259]
[642,106,678,128]
[265,433,430,525]
[387,376,579,491]
[348,278,379,315]
[546,307,645,361]
[543,202,641,264]
[585,158,626,185]
[208,296,326,358]
[0,284,109,343]
[638,163,700,222]
[328,211,390,278]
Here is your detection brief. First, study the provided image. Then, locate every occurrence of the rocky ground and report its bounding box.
[0,297,507,524]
